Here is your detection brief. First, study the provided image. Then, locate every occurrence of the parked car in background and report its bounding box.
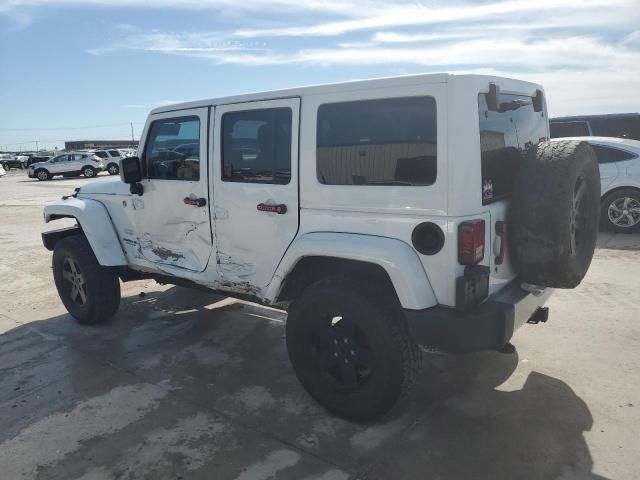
[550,113,640,141]
[551,136,640,232]
[0,153,23,171]
[28,152,104,181]
[26,154,54,167]
[91,149,122,175]
[0,163,6,177]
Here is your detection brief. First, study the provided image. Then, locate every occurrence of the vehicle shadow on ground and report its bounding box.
[596,232,640,250]
[0,286,609,480]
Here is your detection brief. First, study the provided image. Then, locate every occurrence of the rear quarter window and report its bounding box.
[316,96,437,186]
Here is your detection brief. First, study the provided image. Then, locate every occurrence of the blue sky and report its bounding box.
[1,0,638,151]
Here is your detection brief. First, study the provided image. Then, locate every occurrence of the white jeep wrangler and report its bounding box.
[42,74,600,421]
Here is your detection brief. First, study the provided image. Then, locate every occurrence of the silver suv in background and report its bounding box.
[28,152,104,181]
[92,149,122,175]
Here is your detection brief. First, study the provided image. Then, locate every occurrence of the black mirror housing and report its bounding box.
[120,156,142,184]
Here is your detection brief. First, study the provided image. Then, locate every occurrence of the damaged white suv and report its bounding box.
[42,74,600,421]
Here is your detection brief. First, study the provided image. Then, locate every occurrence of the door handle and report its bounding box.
[184,197,207,207]
[257,203,287,214]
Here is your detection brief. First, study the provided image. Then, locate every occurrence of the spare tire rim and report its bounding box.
[310,315,373,390]
[570,176,588,255]
[62,257,88,305]
[608,197,640,228]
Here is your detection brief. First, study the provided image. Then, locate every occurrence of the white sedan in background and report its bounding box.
[552,137,640,232]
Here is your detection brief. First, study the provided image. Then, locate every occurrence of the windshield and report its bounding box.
[478,92,548,204]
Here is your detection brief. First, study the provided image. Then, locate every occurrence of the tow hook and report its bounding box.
[527,307,549,325]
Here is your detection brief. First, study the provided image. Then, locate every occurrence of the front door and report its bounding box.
[212,98,300,292]
[133,107,213,272]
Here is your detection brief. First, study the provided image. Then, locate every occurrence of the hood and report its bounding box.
[77,177,131,196]
[29,161,47,168]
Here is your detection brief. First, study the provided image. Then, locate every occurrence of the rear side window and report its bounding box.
[479,92,548,204]
[221,108,292,184]
[144,116,200,180]
[549,121,590,138]
[316,97,437,186]
[108,150,121,157]
[589,116,640,141]
[94,151,108,158]
[592,144,637,163]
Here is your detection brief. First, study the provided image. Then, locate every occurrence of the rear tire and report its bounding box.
[286,277,421,421]
[600,189,640,233]
[509,140,600,288]
[52,235,121,324]
[107,163,119,175]
[82,166,96,178]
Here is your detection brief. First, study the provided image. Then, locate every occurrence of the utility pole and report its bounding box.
[35,140,39,152]
[130,122,135,144]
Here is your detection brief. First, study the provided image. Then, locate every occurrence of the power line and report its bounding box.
[0,122,144,132]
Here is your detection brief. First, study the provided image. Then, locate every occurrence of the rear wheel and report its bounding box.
[601,189,640,233]
[107,163,119,175]
[286,277,421,421]
[82,166,96,178]
[53,235,121,324]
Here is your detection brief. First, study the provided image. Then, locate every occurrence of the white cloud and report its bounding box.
[233,0,634,38]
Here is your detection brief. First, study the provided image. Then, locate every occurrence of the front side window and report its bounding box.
[144,116,200,180]
[592,144,636,163]
[222,108,292,184]
[479,92,548,204]
[316,97,437,186]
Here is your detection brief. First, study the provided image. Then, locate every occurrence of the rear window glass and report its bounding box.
[592,144,637,163]
[549,121,590,138]
[316,97,437,186]
[479,92,548,204]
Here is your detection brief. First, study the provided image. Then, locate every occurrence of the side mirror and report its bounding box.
[120,156,144,195]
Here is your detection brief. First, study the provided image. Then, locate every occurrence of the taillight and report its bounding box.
[458,220,485,266]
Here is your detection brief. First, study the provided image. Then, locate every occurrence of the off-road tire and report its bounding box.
[107,163,119,175]
[53,235,120,324]
[509,140,600,288]
[82,166,96,178]
[286,277,421,421]
[35,169,51,181]
[600,188,640,233]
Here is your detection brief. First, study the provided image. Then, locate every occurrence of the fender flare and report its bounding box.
[264,232,437,310]
[43,198,127,266]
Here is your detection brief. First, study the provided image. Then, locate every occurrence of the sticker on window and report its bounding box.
[483,179,494,202]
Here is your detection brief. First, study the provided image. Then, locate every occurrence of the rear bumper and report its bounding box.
[404,280,552,353]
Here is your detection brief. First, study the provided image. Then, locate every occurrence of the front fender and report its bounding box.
[265,232,437,310]
[44,198,127,266]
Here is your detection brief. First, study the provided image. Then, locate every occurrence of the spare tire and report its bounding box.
[509,140,600,288]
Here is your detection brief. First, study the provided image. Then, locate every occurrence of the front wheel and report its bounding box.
[36,169,50,181]
[53,235,121,324]
[82,166,96,178]
[601,189,640,233]
[286,277,421,421]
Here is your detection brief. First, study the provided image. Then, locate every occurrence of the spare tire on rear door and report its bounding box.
[509,140,600,288]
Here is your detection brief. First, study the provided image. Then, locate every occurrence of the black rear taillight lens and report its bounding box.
[458,220,485,266]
